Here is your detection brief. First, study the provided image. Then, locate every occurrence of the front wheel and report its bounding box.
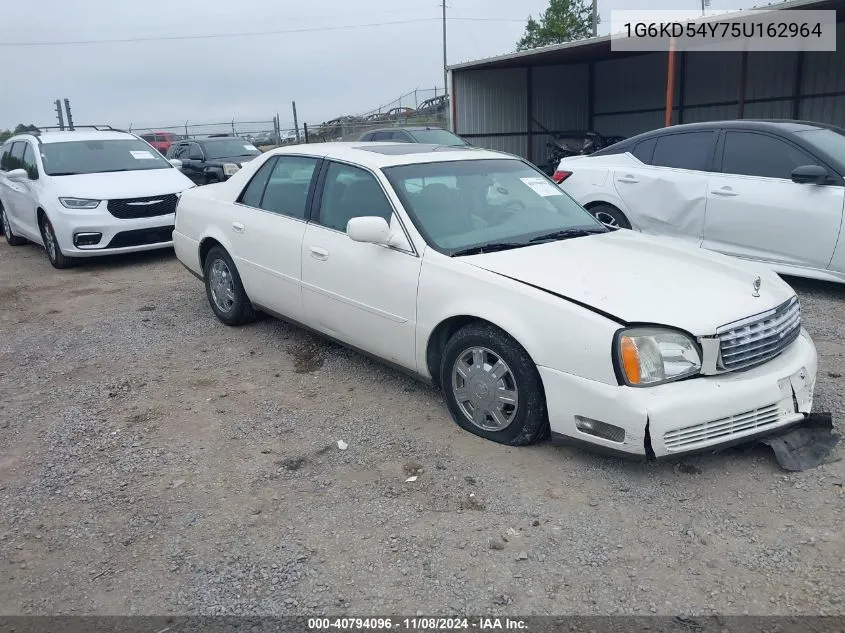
[1,205,26,246]
[440,323,548,446]
[39,214,74,268]
[587,203,631,230]
[203,245,256,326]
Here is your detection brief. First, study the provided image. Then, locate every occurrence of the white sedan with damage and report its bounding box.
[173,141,818,458]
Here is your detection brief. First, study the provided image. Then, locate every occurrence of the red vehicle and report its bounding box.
[138,131,185,155]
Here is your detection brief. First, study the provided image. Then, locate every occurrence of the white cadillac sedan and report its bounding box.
[173,142,818,459]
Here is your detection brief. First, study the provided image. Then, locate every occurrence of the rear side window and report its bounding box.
[651,132,715,171]
[722,131,817,180]
[632,138,657,164]
[260,156,320,218]
[372,131,393,142]
[239,157,277,208]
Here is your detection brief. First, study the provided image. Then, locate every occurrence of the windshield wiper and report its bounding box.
[49,172,80,176]
[451,242,529,257]
[528,228,606,244]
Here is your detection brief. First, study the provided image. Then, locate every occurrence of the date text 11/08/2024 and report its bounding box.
[308,617,529,630]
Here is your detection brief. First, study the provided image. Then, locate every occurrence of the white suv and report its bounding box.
[0,127,194,268]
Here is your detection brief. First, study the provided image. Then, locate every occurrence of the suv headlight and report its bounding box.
[222,163,240,177]
[59,197,100,209]
[615,327,701,387]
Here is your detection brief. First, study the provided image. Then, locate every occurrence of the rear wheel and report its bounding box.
[1,204,26,246]
[587,203,631,230]
[39,214,74,268]
[203,245,256,326]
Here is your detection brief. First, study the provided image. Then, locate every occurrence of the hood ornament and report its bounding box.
[752,276,761,298]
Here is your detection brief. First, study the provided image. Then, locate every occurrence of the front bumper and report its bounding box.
[539,329,818,458]
[47,206,175,257]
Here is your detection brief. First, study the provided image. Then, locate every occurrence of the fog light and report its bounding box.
[74,232,102,247]
[575,416,626,443]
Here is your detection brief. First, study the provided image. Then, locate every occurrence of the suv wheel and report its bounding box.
[1,204,26,246]
[39,214,74,268]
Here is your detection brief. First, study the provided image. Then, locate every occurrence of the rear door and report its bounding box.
[702,130,844,269]
[611,130,717,244]
[229,154,321,321]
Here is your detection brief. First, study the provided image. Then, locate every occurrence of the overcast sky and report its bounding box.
[0,0,766,132]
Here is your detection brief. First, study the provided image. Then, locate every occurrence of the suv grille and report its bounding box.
[717,297,801,371]
[107,194,177,219]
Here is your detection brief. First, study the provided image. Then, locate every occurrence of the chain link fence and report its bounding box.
[302,87,449,143]
[125,86,450,150]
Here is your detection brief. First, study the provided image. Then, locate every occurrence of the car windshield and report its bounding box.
[383,158,606,254]
[410,129,469,146]
[40,140,172,175]
[796,128,845,160]
[203,140,261,159]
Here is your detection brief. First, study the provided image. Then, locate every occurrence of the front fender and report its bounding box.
[416,256,621,385]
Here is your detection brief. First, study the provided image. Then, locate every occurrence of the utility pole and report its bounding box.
[442,1,448,98]
[292,101,300,142]
[592,0,598,37]
[701,0,710,16]
[54,99,65,130]
[63,98,74,130]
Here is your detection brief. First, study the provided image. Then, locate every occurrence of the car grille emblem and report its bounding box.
[127,200,163,206]
[752,276,761,298]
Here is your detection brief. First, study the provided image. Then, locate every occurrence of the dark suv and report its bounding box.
[166,137,262,185]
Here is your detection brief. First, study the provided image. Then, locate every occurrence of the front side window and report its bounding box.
[40,139,171,176]
[188,143,204,160]
[383,158,605,253]
[317,162,393,232]
[21,143,38,179]
[722,131,817,179]
[259,156,319,218]
[651,132,716,171]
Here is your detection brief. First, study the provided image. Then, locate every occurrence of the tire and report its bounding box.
[203,245,256,326]
[587,203,631,230]
[39,214,74,268]
[440,322,548,446]
[1,204,26,246]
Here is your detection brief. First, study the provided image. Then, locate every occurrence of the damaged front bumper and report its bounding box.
[540,328,818,458]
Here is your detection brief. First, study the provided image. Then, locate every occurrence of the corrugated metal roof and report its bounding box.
[448,0,841,72]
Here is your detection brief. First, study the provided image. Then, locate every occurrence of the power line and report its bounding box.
[0,17,526,47]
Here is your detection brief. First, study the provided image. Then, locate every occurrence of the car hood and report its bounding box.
[206,154,260,165]
[50,168,194,199]
[461,230,795,335]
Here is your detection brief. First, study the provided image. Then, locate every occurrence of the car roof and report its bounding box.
[623,119,838,141]
[8,130,139,145]
[266,142,511,168]
[367,127,450,134]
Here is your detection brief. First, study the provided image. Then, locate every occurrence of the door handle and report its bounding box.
[617,175,639,183]
[712,187,739,197]
[310,246,329,261]
[232,222,245,233]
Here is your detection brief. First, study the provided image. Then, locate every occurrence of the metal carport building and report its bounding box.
[447,0,845,165]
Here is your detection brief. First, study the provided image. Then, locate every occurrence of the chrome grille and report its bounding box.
[717,297,801,371]
[664,404,781,452]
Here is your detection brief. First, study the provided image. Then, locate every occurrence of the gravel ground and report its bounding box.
[0,241,843,617]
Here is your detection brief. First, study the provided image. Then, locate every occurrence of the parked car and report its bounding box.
[173,142,817,459]
[166,137,262,185]
[251,132,276,146]
[0,128,194,268]
[556,120,845,284]
[358,126,470,146]
[416,95,448,117]
[138,131,184,155]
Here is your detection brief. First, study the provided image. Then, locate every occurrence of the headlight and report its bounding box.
[615,327,701,387]
[59,197,100,209]
[222,163,240,177]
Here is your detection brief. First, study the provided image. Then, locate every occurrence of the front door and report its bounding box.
[300,160,421,370]
[702,130,844,269]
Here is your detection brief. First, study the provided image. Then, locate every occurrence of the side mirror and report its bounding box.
[5,169,28,181]
[347,216,391,244]
[169,159,183,169]
[791,164,829,185]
